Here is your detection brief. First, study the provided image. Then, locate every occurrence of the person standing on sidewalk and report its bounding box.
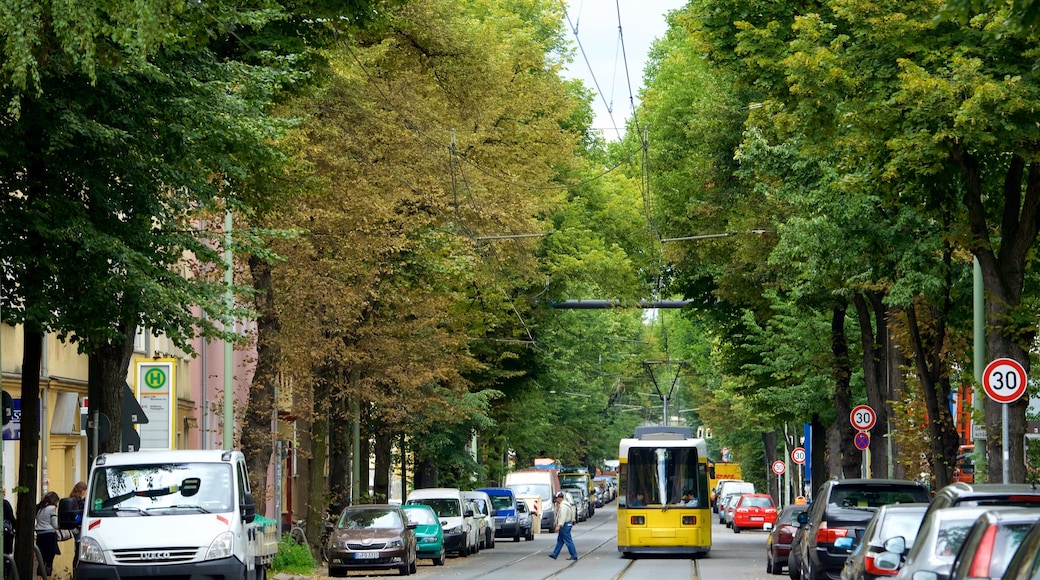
[547,492,577,560]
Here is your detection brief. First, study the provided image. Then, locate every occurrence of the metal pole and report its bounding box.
[1002,404,1010,484]
[223,209,233,450]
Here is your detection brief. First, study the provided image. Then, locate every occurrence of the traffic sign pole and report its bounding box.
[983,358,1028,484]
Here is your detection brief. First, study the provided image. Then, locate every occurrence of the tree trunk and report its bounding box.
[88,326,136,458]
[15,327,42,580]
[809,414,827,499]
[328,397,350,512]
[763,431,777,503]
[853,292,891,478]
[832,302,860,478]
[958,151,1039,483]
[888,329,908,479]
[306,372,329,550]
[373,429,393,502]
[243,254,279,513]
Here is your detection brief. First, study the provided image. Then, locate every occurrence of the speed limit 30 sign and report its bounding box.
[772,460,786,475]
[850,404,877,431]
[983,358,1028,404]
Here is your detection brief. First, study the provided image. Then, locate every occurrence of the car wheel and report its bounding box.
[733,525,741,533]
[489,531,495,549]
[434,551,446,566]
[328,568,347,578]
[514,532,521,542]
[409,551,417,574]
[398,560,410,576]
[766,555,775,575]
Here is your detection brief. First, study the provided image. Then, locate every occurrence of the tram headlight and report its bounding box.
[630,515,645,525]
[682,516,697,525]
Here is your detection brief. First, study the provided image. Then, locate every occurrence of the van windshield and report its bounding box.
[508,484,552,501]
[88,462,233,516]
[407,498,460,517]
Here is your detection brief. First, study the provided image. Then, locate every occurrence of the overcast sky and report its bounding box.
[561,1,689,141]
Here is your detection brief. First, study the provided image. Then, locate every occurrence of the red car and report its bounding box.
[731,493,778,533]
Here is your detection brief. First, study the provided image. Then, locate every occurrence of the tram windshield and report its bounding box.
[626,447,704,507]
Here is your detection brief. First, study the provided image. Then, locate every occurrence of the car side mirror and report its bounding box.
[872,551,902,572]
[883,536,906,554]
[406,522,417,530]
[490,509,497,516]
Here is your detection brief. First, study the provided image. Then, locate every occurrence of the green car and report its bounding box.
[402,504,446,566]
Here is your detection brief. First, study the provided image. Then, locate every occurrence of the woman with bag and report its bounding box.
[34,491,64,579]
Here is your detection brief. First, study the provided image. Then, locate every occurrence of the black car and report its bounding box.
[795,478,931,580]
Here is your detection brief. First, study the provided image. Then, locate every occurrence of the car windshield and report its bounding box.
[338,508,401,529]
[404,508,438,526]
[88,462,232,516]
[488,495,513,510]
[407,498,460,517]
[933,520,976,556]
[829,486,928,509]
[742,497,773,508]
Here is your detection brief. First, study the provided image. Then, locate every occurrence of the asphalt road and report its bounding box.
[304,502,780,580]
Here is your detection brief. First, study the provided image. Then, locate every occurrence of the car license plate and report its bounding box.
[751,516,763,521]
[354,551,379,559]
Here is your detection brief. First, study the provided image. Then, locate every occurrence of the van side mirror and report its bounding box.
[464,509,474,518]
[241,491,256,523]
[57,497,82,530]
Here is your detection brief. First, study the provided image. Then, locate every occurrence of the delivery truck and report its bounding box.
[58,449,278,580]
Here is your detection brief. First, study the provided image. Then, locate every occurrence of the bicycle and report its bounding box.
[288,519,308,548]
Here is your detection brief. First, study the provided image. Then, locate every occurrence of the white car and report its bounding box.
[462,491,496,549]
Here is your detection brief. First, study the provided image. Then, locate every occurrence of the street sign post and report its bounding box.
[983,357,1028,484]
[772,460,786,508]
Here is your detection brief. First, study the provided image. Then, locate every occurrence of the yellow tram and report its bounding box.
[617,425,711,557]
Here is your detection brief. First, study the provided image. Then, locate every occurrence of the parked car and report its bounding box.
[723,493,743,528]
[922,482,1040,523]
[1000,517,1040,580]
[516,498,535,541]
[947,508,1040,580]
[563,484,590,521]
[326,504,417,577]
[767,504,807,575]
[884,505,998,580]
[795,478,932,580]
[405,487,477,557]
[401,504,446,566]
[477,487,523,542]
[732,493,779,533]
[839,502,928,580]
[462,490,496,550]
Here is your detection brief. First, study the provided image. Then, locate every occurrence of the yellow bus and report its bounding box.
[617,425,711,557]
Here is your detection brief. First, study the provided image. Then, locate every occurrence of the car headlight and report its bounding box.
[205,531,234,560]
[506,517,517,523]
[444,525,461,535]
[386,538,404,549]
[78,537,106,565]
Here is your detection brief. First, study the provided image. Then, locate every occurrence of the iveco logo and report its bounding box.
[142,552,170,560]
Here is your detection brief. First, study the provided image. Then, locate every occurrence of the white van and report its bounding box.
[57,449,277,580]
[504,468,560,532]
[405,488,477,557]
[714,480,755,512]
